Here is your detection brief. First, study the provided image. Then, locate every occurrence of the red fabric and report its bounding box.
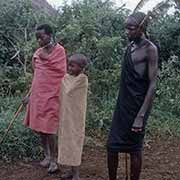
[23,44,67,134]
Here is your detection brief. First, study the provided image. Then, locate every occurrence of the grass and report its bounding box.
[0,96,180,160]
[0,96,41,160]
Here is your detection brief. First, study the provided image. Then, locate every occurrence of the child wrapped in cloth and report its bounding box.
[58,54,88,180]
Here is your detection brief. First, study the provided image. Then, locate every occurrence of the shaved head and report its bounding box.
[128,12,148,31]
[69,54,88,69]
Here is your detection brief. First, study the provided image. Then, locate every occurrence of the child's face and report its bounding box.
[68,61,82,76]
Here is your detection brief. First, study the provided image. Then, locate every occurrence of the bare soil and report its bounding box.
[0,137,180,180]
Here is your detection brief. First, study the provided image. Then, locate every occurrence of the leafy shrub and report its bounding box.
[1,0,180,160]
[0,97,42,160]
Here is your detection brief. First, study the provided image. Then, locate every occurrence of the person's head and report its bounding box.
[68,54,88,76]
[125,12,148,42]
[35,24,53,47]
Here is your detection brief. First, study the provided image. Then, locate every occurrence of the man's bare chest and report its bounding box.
[130,47,148,76]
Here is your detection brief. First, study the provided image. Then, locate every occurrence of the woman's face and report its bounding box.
[35,29,51,47]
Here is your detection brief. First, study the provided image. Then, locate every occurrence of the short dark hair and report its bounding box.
[129,12,148,31]
[36,24,53,35]
[69,54,88,69]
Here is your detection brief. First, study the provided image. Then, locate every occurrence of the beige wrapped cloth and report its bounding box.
[58,73,88,166]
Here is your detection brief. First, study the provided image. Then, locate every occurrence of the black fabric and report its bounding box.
[107,44,150,153]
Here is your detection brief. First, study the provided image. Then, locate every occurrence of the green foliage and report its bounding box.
[145,55,180,137]
[149,11,180,63]
[0,97,41,160]
[0,0,55,96]
[154,55,180,116]
[147,111,180,137]
[0,0,130,160]
[0,67,32,96]
[1,0,180,159]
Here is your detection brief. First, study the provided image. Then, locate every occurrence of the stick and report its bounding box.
[0,103,24,144]
[125,153,128,180]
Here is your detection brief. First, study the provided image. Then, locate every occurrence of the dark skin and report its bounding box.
[68,60,83,76]
[125,17,158,132]
[108,16,158,180]
[61,60,84,180]
[36,29,58,173]
[35,29,55,59]
[23,29,58,173]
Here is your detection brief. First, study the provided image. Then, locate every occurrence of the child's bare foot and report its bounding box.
[72,166,80,180]
[61,172,73,180]
[40,157,50,168]
[72,175,80,180]
[48,161,58,174]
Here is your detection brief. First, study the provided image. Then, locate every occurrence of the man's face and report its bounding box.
[35,29,51,47]
[125,17,142,42]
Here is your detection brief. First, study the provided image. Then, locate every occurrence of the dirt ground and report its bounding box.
[0,137,180,180]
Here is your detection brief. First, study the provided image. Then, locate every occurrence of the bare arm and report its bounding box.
[132,44,158,132]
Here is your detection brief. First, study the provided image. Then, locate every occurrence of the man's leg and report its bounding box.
[47,134,58,173]
[107,151,119,180]
[40,133,50,167]
[130,151,142,180]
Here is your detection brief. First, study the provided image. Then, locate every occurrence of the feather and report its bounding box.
[133,0,151,13]
[138,0,172,29]
[151,0,171,18]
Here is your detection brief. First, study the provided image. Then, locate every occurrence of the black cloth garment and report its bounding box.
[107,43,151,153]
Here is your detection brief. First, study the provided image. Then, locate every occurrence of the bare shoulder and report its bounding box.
[145,40,158,67]
[146,39,158,53]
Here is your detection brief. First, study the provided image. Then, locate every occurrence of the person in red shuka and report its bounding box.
[23,24,67,173]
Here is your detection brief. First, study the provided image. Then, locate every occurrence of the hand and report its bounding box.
[131,116,143,132]
[22,96,29,106]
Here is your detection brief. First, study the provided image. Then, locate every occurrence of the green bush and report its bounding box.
[1,0,180,160]
[0,97,41,160]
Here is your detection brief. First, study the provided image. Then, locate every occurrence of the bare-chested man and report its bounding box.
[107,12,158,180]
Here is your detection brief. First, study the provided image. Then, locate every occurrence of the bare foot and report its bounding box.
[72,175,80,180]
[48,161,58,174]
[72,166,80,180]
[40,157,50,168]
[61,172,73,180]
